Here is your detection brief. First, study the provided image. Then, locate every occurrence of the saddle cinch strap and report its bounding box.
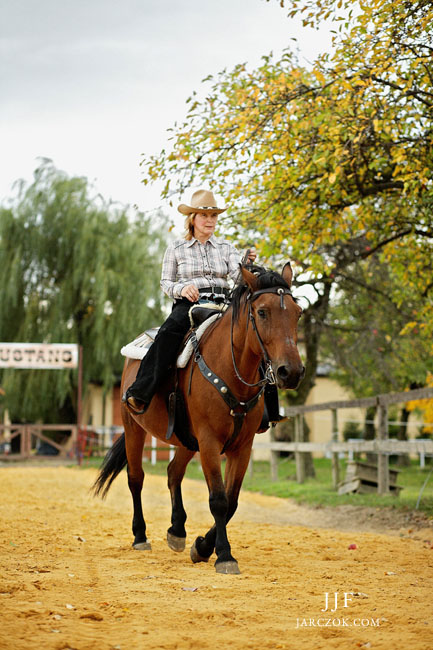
[189,331,266,454]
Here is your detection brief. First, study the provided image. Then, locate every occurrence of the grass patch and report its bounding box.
[80,454,433,517]
[242,457,433,516]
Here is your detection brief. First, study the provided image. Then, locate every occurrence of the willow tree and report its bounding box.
[0,161,168,423]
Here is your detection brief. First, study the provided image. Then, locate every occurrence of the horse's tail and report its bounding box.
[92,433,127,499]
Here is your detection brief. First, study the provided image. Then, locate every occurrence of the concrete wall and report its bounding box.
[82,384,113,428]
[304,377,364,444]
[305,377,424,443]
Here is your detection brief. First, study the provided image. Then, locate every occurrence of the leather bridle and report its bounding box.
[190,284,295,453]
[230,286,294,388]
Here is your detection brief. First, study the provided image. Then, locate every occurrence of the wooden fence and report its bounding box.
[0,423,176,464]
[2,387,433,494]
[252,386,433,494]
[0,424,77,459]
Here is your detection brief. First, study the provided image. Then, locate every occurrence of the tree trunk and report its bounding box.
[283,282,332,479]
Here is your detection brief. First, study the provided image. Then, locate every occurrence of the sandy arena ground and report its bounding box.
[0,465,432,650]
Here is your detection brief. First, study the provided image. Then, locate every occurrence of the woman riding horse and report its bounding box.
[123,188,283,425]
[94,259,305,574]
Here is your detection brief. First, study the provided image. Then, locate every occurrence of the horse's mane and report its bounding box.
[230,264,292,322]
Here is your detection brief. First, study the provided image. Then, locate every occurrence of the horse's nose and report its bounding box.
[276,363,305,389]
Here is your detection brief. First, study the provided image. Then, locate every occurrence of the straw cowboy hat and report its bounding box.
[177,189,227,216]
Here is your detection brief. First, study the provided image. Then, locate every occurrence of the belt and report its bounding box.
[198,287,230,298]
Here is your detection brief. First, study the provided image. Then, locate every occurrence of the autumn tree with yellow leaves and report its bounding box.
[141,0,433,450]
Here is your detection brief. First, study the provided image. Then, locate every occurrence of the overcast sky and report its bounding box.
[1,0,332,230]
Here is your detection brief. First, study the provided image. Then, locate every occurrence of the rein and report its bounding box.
[191,284,293,453]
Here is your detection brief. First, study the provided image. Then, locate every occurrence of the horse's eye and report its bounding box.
[257,309,267,319]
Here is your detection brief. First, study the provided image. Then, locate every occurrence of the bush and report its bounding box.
[343,420,363,441]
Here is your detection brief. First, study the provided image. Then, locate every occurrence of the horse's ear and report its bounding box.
[240,265,259,292]
[282,262,293,288]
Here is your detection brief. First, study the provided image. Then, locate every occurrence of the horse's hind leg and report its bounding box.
[167,445,195,552]
[122,409,150,550]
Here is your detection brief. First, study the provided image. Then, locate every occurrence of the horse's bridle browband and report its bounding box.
[248,285,293,307]
[190,284,294,453]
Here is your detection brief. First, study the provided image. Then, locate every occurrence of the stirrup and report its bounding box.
[270,414,288,426]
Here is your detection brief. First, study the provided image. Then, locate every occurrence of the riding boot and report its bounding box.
[257,384,287,432]
[125,330,185,410]
[265,384,287,424]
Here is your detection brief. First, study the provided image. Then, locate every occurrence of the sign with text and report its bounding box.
[0,343,79,369]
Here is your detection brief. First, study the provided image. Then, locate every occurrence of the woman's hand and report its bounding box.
[181,284,200,302]
[246,247,257,263]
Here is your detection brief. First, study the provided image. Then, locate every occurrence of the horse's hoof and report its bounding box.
[190,539,210,564]
[133,541,152,551]
[167,532,186,552]
[215,561,241,575]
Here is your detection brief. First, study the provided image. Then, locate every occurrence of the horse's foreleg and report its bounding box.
[223,443,254,525]
[191,440,239,574]
[166,445,195,552]
[191,442,253,574]
[122,409,150,550]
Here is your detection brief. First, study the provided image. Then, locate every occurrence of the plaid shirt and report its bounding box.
[160,235,241,299]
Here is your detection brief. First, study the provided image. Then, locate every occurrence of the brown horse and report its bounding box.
[93,263,304,574]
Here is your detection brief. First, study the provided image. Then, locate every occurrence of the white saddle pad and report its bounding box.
[177,313,221,368]
[120,328,158,360]
[120,314,221,367]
